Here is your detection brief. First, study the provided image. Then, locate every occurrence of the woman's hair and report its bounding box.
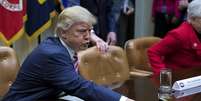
[55,6,96,33]
[187,0,201,22]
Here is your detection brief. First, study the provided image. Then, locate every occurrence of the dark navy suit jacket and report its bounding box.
[2,37,121,101]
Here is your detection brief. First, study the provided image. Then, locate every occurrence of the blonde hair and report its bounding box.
[55,6,96,33]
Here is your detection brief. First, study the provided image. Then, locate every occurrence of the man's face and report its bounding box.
[61,22,92,52]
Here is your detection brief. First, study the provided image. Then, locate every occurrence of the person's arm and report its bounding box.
[107,0,117,45]
[107,32,117,45]
[44,52,123,101]
[90,30,109,53]
[147,32,181,76]
[123,0,134,15]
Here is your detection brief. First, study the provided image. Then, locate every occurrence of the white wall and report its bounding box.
[135,0,154,38]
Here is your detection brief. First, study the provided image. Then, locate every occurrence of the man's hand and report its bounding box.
[90,30,109,53]
[107,32,117,45]
[123,6,134,15]
[95,39,109,53]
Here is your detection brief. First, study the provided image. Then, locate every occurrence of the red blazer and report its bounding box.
[148,22,201,76]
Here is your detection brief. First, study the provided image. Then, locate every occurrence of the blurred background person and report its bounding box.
[152,0,181,38]
[80,0,117,45]
[112,0,135,47]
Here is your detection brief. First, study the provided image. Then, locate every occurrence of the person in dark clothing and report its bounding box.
[112,0,135,47]
[152,0,181,38]
[80,0,117,45]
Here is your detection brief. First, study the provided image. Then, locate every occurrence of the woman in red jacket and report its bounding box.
[148,0,201,76]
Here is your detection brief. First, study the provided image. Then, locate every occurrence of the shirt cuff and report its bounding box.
[120,96,128,101]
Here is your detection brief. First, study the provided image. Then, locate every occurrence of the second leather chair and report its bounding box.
[124,37,161,77]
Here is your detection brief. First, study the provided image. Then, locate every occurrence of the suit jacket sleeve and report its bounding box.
[43,52,121,101]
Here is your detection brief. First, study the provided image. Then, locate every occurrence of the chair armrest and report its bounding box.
[129,69,153,77]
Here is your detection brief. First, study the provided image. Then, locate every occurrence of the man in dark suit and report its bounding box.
[2,6,134,101]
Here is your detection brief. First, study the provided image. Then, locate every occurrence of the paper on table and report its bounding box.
[172,75,201,91]
[173,86,201,98]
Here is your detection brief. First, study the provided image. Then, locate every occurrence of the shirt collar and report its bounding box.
[59,38,76,61]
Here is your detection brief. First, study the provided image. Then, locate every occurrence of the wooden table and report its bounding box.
[115,67,201,101]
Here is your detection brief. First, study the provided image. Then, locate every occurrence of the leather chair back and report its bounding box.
[0,46,20,97]
[78,46,129,86]
[125,37,161,71]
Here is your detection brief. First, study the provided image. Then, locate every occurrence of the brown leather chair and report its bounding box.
[78,46,129,87]
[124,37,161,77]
[0,46,20,98]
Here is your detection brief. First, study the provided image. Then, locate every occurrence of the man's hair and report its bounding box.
[55,6,96,33]
[187,0,201,22]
